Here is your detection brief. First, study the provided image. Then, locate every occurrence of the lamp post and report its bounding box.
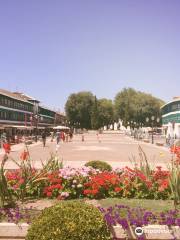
[133,121,136,139]
[146,116,160,144]
[34,114,39,142]
[151,116,155,144]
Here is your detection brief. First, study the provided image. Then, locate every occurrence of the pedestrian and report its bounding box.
[65,133,69,142]
[69,132,73,141]
[56,131,60,144]
[96,132,101,143]
[81,134,84,142]
[41,131,46,147]
[50,132,54,142]
[61,131,65,142]
[15,134,18,144]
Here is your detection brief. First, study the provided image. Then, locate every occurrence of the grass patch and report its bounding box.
[98,198,179,212]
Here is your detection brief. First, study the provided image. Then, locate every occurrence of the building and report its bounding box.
[161,97,180,139]
[0,89,65,141]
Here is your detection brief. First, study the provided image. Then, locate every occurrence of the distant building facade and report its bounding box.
[161,97,180,139]
[0,89,65,137]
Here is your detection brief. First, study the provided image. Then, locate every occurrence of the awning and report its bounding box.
[10,126,34,130]
[53,125,70,130]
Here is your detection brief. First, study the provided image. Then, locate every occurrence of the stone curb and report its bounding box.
[0,223,179,239]
[0,223,29,239]
[112,224,180,239]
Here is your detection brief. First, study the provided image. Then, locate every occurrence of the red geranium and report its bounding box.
[83,172,121,198]
[20,150,29,161]
[114,187,122,192]
[3,143,11,154]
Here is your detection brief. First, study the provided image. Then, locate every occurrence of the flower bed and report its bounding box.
[4,165,173,201]
[0,145,180,239]
[1,145,179,205]
[100,204,180,239]
[0,202,179,240]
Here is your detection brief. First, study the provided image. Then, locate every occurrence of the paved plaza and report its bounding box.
[0,132,172,170]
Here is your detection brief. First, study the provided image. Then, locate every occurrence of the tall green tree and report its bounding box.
[98,98,114,127]
[114,88,165,127]
[65,91,94,129]
[91,96,100,130]
[90,97,114,129]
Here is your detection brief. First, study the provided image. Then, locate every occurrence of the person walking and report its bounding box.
[61,131,65,142]
[56,131,60,145]
[41,131,47,147]
[69,131,73,141]
[81,134,84,142]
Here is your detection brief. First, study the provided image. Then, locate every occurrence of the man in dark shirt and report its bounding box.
[41,131,46,147]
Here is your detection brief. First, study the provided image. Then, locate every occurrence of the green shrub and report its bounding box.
[26,201,111,240]
[85,160,112,171]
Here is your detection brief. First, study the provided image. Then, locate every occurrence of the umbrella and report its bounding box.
[53,126,70,130]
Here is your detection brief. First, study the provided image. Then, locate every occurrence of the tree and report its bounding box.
[91,96,100,130]
[114,88,165,127]
[90,97,114,129]
[65,91,94,129]
[98,98,114,127]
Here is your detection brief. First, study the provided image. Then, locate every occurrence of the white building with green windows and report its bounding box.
[0,89,65,140]
[161,97,180,139]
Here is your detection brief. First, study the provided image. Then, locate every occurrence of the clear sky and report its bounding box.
[0,0,180,111]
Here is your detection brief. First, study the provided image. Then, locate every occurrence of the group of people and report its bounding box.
[41,131,73,147]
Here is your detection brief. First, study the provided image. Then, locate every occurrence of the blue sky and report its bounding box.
[0,0,180,111]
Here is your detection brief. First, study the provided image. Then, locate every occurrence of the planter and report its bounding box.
[143,225,176,240]
[111,224,127,239]
[111,224,180,239]
[0,223,179,240]
[0,223,29,239]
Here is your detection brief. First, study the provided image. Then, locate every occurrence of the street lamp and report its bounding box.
[34,114,39,142]
[146,117,149,125]
[146,116,160,144]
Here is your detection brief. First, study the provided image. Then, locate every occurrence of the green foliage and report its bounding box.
[65,91,94,129]
[85,160,112,172]
[91,97,114,130]
[26,201,111,240]
[168,160,180,209]
[65,91,114,129]
[114,87,165,126]
[41,153,63,171]
[0,154,14,207]
[98,98,114,127]
[91,96,101,130]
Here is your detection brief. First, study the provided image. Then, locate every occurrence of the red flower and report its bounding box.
[158,179,169,192]
[3,143,11,154]
[46,191,52,197]
[146,181,152,188]
[56,184,62,189]
[114,187,122,192]
[93,189,99,195]
[20,150,29,161]
[19,178,25,185]
[83,189,91,195]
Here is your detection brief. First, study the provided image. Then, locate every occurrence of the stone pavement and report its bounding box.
[0,133,172,170]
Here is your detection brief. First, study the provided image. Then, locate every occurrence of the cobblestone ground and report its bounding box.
[0,132,172,169]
